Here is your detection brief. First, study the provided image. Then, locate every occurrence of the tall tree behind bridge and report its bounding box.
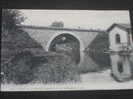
[1,9,44,84]
[2,9,43,52]
[2,9,25,36]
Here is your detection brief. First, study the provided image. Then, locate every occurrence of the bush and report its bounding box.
[1,9,47,84]
[2,51,33,84]
[33,52,80,83]
[2,51,47,84]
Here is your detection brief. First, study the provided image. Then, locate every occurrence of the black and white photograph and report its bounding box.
[1,9,133,91]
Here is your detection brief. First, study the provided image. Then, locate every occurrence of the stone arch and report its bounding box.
[46,32,85,64]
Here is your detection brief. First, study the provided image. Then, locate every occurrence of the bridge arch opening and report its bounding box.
[47,33,82,64]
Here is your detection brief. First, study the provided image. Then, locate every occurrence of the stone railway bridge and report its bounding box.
[21,25,102,66]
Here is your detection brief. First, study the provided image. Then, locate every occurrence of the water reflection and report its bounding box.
[110,53,133,82]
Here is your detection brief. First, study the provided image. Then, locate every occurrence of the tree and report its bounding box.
[50,21,64,28]
[1,9,44,84]
[2,9,25,36]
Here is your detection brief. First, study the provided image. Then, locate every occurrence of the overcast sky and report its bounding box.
[20,10,131,30]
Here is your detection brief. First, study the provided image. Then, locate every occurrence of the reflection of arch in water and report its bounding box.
[46,32,84,64]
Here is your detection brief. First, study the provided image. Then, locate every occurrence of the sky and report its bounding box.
[20,10,131,30]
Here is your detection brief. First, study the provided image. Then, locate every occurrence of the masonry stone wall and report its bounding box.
[23,27,98,50]
[22,26,98,66]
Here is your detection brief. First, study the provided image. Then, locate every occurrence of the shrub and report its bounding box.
[2,51,47,84]
[2,51,33,84]
[1,9,46,84]
[33,52,80,83]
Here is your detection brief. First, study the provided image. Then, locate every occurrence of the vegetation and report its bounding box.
[33,52,80,83]
[1,9,79,84]
[1,9,45,84]
[85,32,111,71]
[2,9,25,36]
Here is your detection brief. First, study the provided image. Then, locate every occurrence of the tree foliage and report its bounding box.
[1,10,80,84]
[34,53,80,83]
[1,9,45,84]
[2,9,25,36]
